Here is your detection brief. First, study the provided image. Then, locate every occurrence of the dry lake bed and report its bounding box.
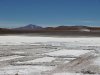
[0,35,100,75]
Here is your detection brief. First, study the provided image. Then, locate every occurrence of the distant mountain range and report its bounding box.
[12,24,100,32]
[13,24,90,31]
[14,24,42,30]
[0,24,100,34]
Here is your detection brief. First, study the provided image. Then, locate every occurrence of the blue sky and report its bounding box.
[0,0,100,28]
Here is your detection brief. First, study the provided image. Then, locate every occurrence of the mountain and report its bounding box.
[14,24,90,32]
[1,25,100,34]
[44,25,90,32]
[13,24,100,32]
[14,24,42,30]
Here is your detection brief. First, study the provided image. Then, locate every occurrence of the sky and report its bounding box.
[0,0,100,28]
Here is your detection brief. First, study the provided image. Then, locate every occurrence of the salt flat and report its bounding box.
[45,49,90,57]
[0,35,100,75]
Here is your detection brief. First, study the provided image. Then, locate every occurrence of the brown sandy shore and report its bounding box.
[0,31,100,37]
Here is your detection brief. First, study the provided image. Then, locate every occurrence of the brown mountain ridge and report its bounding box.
[0,25,100,36]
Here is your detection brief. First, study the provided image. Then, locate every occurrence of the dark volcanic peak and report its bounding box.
[24,24,42,29]
[14,24,42,30]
